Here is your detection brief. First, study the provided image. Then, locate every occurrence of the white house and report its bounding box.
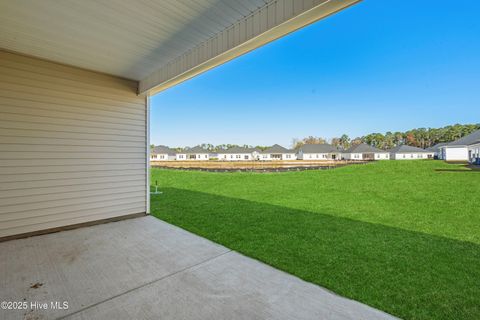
[427,142,450,160]
[176,146,210,161]
[150,145,176,161]
[217,146,260,161]
[259,144,296,161]
[297,144,340,160]
[343,143,390,161]
[388,145,434,160]
[440,130,480,162]
[439,145,468,161]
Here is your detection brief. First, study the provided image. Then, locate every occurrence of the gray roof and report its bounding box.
[151,145,176,155]
[448,129,480,146]
[298,144,339,153]
[261,144,294,154]
[345,143,386,154]
[182,146,210,154]
[219,146,260,154]
[426,142,450,152]
[387,145,431,153]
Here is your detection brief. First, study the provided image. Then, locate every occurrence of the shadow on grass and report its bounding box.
[151,188,480,320]
[435,169,479,172]
[435,164,480,173]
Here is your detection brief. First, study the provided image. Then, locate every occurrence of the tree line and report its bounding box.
[189,144,270,152]
[292,123,480,150]
[152,144,271,152]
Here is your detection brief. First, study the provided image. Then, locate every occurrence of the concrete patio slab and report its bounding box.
[0,216,397,320]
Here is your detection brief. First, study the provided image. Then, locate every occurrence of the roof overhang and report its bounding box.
[0,0,361,96]
[139,0,361,95]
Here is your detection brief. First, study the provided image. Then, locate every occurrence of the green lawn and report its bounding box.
[150,161,480,320]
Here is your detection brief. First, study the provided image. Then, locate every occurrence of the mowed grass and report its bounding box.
[150,161,480,320]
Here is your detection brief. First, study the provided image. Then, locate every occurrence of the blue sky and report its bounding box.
[150,0,480,148]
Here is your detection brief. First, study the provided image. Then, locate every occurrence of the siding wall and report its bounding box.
[282,154,296,160]
[259,154,296,161]
[177,154,209,161]
[150,153,175,161]
[375,153,390,160]
[343,153,361,160]
[0,51,147,238]
[218,153,253,161]
[300,153,331,160]
[391,153,432,160]
[444,147,469,161]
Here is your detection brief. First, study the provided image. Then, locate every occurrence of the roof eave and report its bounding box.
[139,0,362,96]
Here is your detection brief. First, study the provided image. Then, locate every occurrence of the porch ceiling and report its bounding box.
[0,0,269,80]
[0,0,361,95]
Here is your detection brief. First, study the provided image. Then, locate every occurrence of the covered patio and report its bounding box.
[1,216,395,320]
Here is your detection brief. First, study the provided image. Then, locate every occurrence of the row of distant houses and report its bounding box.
[150,145,296,161]
[152,143,434,162]
[151,130,480,164]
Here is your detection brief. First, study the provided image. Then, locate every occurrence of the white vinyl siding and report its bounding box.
[375,153,390,160]
[217,153,254,161]
[0,51,146,238]
[443,147,469,161]
[343,153,363,160]
[183,154,209,161]
[299,152,340,160]
[150,153,174,161]
[259,153,296,161]
[390,152,432,160]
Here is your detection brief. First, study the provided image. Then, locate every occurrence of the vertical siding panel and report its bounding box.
[284,0,294,20]
[252,11,261,37]
[259,7,268,34]
[276,0,285,24]
[267,3,276,29]
[233,23,240,47]
[246,16,253,40]
[294,0,304,15]
[304,0,315,10]
[239,20,247,44]
[222,31,228,52]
